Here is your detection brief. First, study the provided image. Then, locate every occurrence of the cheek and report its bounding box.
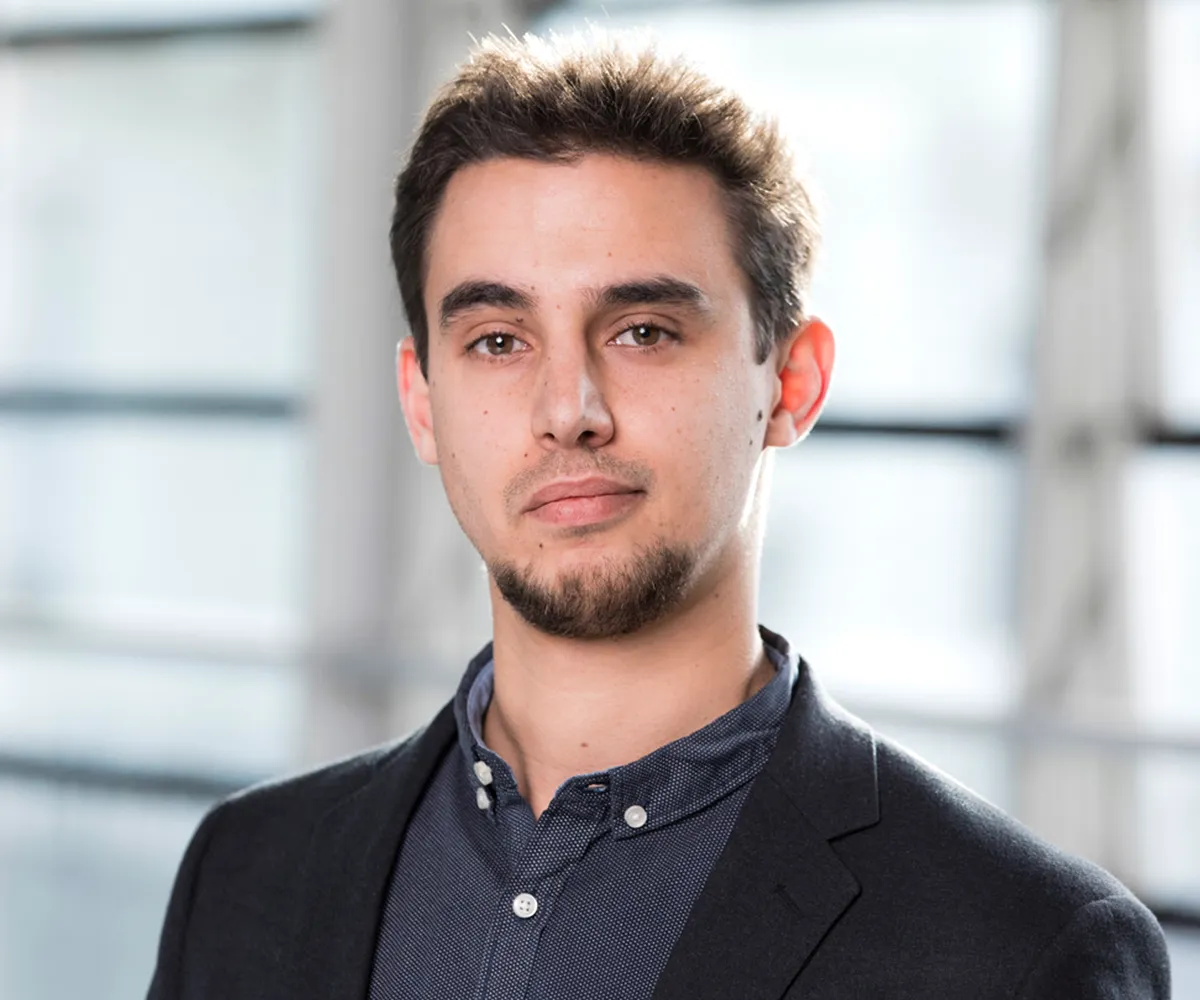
[430,384,528,528]
[634,367,759,523]
[429,398,486,515]
[702,371,766,521]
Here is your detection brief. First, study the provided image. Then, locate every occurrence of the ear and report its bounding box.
[764,317,835,448]
[397,337,439,465]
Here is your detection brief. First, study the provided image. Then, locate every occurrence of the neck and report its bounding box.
[481,556,772,818]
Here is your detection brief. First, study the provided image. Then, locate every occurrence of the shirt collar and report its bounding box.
[452,626,797,837]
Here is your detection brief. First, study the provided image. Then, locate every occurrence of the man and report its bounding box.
[148,32,1170,1000]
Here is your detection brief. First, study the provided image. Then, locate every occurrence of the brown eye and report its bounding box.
[614,324,668,347]
[469,333,525,357]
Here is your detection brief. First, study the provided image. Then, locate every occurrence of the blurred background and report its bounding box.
[0,0,1197,996]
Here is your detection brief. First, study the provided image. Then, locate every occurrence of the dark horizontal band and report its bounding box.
[814,418,1014,443]
[0,10,317,48]
[0,387,302,420]
[0,747,251,801]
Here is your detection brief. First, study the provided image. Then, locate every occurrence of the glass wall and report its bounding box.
[1,1,1197,996]
[0,5,320,996]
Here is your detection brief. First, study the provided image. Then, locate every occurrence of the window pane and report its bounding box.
[0,637,298,776]
[1127,451,1200,731]
[761,437,1020,713]
[537,1,1053,421]
[1137,752,1200,909]
[0,781,205,1000]
[0,32,319,391]
[0,420,304,644]
[1151,0,1200,426]
[1166,924,1200,996]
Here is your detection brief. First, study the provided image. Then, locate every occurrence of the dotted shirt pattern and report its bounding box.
[368,631,797,1000]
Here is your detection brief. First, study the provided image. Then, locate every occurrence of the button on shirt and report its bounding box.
[369,633,797,1000]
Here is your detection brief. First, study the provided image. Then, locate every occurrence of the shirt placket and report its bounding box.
[473,783,610,1000]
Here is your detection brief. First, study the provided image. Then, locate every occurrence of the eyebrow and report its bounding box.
[439,280,534,329]
[437,274,712,331]
[590,276,711,315]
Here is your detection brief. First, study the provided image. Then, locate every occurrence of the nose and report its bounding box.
[530,343,615,450]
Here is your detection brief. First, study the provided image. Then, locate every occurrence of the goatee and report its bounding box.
[491,540,697,639]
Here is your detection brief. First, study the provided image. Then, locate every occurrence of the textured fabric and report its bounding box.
[367,633,796,1000]
[145,629,1171,1000]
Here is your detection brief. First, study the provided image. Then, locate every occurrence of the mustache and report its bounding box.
[504,454,654,514]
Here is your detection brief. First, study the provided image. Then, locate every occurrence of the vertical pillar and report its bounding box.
[1019,0,1158,885]
[303,0,527,764]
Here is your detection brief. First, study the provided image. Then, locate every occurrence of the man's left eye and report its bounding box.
[613,324,670,348]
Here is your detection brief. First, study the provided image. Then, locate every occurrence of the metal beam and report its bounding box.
[0,387,301,420]
[1018,0,1158,888]
[814,418,1015,444]
[0,750,249,801]
[0,11,317,48]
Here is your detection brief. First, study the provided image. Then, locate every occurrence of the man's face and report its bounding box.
[408,154,786,638]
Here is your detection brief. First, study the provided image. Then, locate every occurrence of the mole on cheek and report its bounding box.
[756,410,763,421]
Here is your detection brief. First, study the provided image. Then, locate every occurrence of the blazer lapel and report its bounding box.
[287,700,458,1000]
[652,653,880,1000]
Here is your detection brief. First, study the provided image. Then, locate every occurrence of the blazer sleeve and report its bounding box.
[1014,895,1171,1000]
[145,801,228,1000]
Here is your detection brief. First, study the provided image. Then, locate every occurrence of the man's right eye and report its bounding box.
[467,333,527,357]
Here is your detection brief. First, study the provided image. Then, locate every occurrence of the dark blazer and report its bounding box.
[147,655,1170,999]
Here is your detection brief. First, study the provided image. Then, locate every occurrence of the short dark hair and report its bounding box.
[390,31,820,374]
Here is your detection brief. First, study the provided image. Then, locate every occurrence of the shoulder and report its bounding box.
[147,710,459,999]
[824,731,1169,996]
[868,733,1129,908]
[199,714,444,870]
[175,700,456,914]
[214,732,419,835]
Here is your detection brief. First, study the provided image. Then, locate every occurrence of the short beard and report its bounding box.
[491,540,697,639]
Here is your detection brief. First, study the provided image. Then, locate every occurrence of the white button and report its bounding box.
[512,892,539,919]
[475,786,491,810]
[473,760,494,785]
[624,804,648,829]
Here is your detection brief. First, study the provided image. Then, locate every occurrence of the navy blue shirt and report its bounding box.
[368,631,796,1000]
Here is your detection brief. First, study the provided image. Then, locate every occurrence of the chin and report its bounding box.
[489,536,700,639]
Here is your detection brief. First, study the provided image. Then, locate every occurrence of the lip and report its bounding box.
[524,476,642,513]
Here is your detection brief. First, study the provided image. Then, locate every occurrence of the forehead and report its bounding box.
[424,154,744,307]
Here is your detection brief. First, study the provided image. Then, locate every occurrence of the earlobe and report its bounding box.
[397,338,439,465]
[764,317,835,448]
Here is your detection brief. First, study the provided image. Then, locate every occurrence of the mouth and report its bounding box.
[523,477,645,528]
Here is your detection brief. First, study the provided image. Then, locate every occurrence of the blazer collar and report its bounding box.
[286,664,467,999]
[652,636,880,1000]
[284,638,877,1000]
